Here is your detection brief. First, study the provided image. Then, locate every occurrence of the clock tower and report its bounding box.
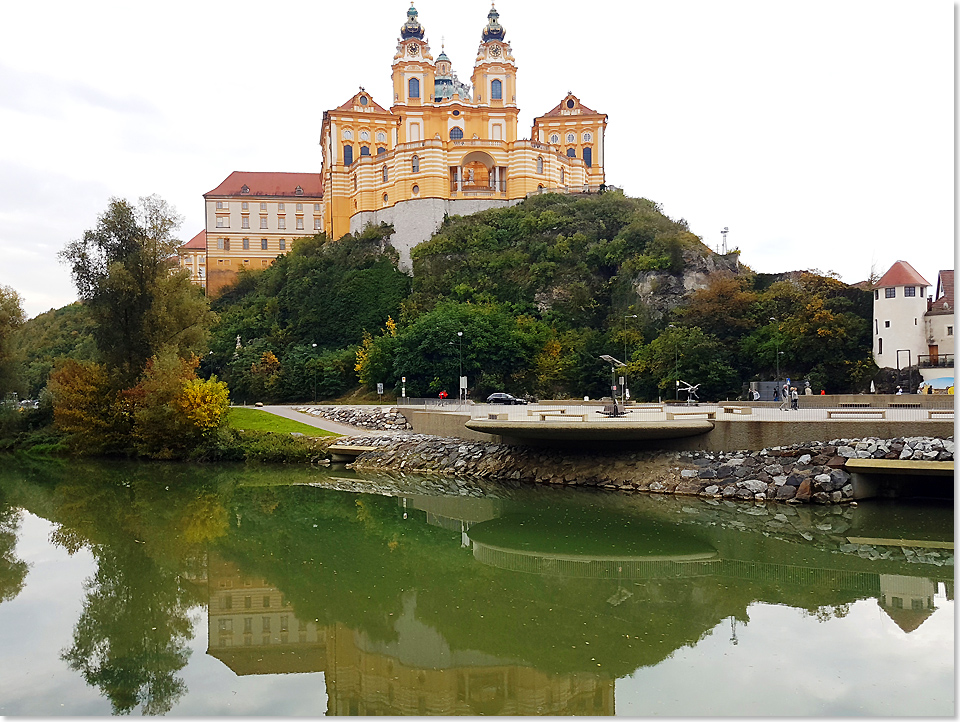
[391,3,436,114]
[471,3,516,109]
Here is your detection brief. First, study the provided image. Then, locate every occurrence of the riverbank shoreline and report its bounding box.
[331,431,953,505]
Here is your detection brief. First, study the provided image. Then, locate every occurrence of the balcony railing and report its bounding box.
[918,354,954,368]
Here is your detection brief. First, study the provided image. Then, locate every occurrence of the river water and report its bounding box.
[0,459,952,716]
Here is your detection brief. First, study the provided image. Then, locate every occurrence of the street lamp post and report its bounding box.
[770,318,780,400]
[311,343,318,403]
[668,324,679,400]
[623,314,637,405]
[457,331,463,403]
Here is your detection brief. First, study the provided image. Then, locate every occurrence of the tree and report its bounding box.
[0,285,25,397]
[59,195,215,387]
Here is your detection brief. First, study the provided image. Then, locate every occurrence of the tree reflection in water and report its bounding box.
[0,489,28,603]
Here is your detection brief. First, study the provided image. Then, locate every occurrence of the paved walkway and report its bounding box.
[259,405,390,436]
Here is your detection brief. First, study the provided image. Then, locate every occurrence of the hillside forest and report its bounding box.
[7,190,876,420]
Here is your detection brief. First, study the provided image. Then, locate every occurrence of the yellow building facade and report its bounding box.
[320,3,608,269]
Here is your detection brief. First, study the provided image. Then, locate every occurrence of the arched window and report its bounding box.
[583,147,592,167]
[382,165,388,183]
[491,79,502,99]
[408,77,420,98]
[411,155,420,173]
[360,145,370,156]
[567,147,576,158]
[450,127,463,140]
[377,147,386,155]
[536,156,543,174]
[343,145,354,166]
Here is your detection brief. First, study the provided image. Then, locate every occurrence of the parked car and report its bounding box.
[486,392,528,405]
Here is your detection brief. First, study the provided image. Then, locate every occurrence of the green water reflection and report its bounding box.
[0,459,953,716]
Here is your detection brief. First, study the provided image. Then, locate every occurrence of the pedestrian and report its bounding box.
[779,383,789,411]
[790,386,799,410]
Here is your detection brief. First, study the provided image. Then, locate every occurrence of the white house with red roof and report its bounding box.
[178,230,207,288]
[873,260,954,390]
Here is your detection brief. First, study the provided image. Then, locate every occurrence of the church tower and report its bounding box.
[392,4,435,143]
[471,3,517,116]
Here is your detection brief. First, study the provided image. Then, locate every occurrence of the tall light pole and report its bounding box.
[770,318,780,398]
[623,314,637,404]
[311,343,318,403]
[668,324,679,400]
[457,330,463,402]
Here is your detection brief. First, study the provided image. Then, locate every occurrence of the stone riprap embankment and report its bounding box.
[332,433,952,506]
[294,405,412,431]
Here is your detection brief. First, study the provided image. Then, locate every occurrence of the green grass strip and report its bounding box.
[227,407,339,437]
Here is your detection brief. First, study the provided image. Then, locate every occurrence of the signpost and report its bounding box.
[377,382,383,404]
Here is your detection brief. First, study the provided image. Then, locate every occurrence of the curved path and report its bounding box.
[258,405,391,437]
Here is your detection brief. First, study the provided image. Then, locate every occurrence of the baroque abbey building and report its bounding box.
[197,3,608,293]
[320,3,608,269]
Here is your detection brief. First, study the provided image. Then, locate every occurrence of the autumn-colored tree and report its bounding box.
[673,272,757,340]
[48,358,129,454]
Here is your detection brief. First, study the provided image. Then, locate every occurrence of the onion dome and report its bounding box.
[481,2,505,42]
[401,3,425,40]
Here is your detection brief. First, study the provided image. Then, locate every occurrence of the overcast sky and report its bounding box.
[0,0,953,319]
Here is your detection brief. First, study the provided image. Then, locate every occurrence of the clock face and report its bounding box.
[408,43,419,56]
[489,44,501,58]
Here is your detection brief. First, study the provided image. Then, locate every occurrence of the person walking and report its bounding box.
[779,383,789,411]
[790,386,799,410]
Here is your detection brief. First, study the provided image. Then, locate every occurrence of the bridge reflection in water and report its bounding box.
[203,487,950,715]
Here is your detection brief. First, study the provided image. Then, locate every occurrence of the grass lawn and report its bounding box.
[227,407,340,437]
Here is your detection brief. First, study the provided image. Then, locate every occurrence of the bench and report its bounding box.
[827,409,886,419]
[665,410,717,420]
[631,404,665,412]
[838,403,872,408]
[722,406,753,415]
[538,412,587,421]
[487,413,508,420]
[927,409,954,419]
[527,407,573,416]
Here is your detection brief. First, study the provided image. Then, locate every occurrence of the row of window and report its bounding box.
[549,132,594,144]
[217,238,288,251]
[876,285,925,299]
[217,217,321,230]
[342,129,388,143]
[217,615,300,634]
[216,201,321,212]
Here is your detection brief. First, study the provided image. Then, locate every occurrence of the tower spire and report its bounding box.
[481,2,505,42]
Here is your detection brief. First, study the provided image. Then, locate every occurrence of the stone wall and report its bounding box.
[333,432,952,506]
[294,405,412,431]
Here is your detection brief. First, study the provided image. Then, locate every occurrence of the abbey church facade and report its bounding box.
[198,4,608,292]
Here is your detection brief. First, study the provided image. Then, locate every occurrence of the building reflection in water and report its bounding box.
[205,552,613,715]
[204,492,950,716]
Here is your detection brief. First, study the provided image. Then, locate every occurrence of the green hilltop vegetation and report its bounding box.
[2,190,876,459]
[204,191,874,402]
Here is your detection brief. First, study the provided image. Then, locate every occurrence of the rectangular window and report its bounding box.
[261,239,268,250]
[874,289,879,300]
[242,217,250,229]
[244,596,252,609]
[884,320,890,328]
[948,326,954,336]
[217,238,224,250]
[216,216,228,228]
[279,239,286,250]
[243,259,249,264]
[242,238,250,250]
[278,218,286,229]
[261,259,268,267]
[262,617,271,632]
[280,616,289,632]
[242,201,249,210]
[314,203,321,212]
[219,619,232,632]
[263,595,270,608]
[314,218,322,230]
[260,217,267,229]
[904,286,916,297]
[296,218,304,230]
[296,203,303,212]
[244,617,253,633]
[222,595,232,609]
[278,203,285,211]
[878,338,883,354]
[885,287,896,298]
[260,202,267,211]
[216,201,224,209]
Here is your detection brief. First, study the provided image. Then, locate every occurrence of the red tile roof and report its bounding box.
[876,260,931,289]
[181,229,206,250]
[539,94,604,118]
[930,269,954,311]
[204,172,323,198]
